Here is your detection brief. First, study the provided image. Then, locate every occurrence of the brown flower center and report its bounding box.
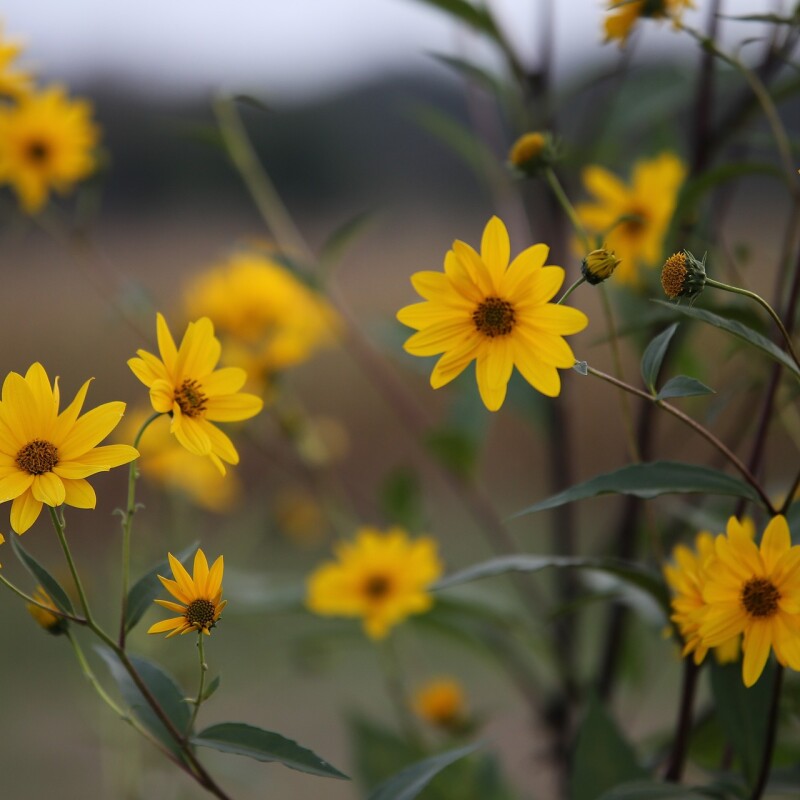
[185,598,217,629]
[363,574,392,601]
[473,297,515,338]
[16,439,59,475]
[25,139,50,165]
[661,252,688,299]
[741,577,780,618]
[175,378,208,418]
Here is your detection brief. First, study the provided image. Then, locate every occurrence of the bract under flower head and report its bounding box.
[306,526,442,639]
[604,0,694,45]
[128,313,264,475]
[397,216,588,411]
[0,363,138,534]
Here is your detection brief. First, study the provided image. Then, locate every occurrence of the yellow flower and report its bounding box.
[184,252,339,382]
[128,313,264,475]
[397,216,588,411]
[0,24,33,98]
[119,410,241,513]
[413,678,467,729]
[0,532,4,566]
[581,247,621,285]
[0,85,99,214]
[576,152,686,284]
[700,516,800,687]
[0,363,138,534]
[148,549,226,638]
[27,586,68,635]
[664,530,740,666]
[306,526,443,639]
[604,0,694,44]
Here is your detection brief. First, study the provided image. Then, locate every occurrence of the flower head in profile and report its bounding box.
[128,313,264,475]
[576,153,686,284]
[397,216,588,411]
[604,0,694,45]
[0,85,99,214]
[699,516,800,687]
[306,526,443,639]
[413,677,468,731]
[0,363,138,534]
[148,549,226,638]
[27,586,68,636]
[0,24,33,98]
[661,250,707,301]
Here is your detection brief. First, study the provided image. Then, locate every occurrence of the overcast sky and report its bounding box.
[0,0,787,101]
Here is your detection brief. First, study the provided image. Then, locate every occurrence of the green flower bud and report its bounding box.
[508,131,556,175]
[581,247,621,285]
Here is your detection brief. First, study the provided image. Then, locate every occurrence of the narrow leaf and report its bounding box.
[96,648,190,759]
[201,675,221,702]
[641,323,679,393]
[656,376,715,400]
[653,300,800,378]
[367,741,482,800]
[430,53,506,97]
[510,461,764,518]
[787,501,800,537]
[193,722,348,779]
[597,781,727,799]
[412,0,501,40]
[10,534,74,615]
[319,210,374,268]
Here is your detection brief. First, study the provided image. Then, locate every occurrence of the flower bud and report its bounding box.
[581,247,621,285]
[661,250,706,301]
[508,131,555,175]
[413,678,469,732]
[27,586,68,635]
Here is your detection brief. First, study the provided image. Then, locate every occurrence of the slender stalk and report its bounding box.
[780,467,800,515]
[188,632,208,734]
[544,168,591,251]
[664,659,700,782]
[378,636,422,748]
[118,411,162,649]
[0,573,87,624]
[749,666,784,800]
[556,276,585,305]
[50,507,95,622]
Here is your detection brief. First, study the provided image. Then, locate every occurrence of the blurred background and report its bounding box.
[0,0,796,797]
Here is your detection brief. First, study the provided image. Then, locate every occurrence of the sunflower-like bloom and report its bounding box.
[0,363,138,534]
[128,313,264,475]
[0,24,33,98]
[148,549,226,638]
[699,516,800,687]
[604,0,694,45]
[413,678,468,730]
[184,252,339,384]
[664,530,740,666]
[576,153,686,284]
[397,216,588,411]
[0,85,99,214]
[306,526,443,639]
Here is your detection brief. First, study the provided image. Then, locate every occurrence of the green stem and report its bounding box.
[188,632,207,734]
[544,168,592,251]
[0,572,87,624]
[118,411,162,649]
[50,507,95,623]
[556,276,586,305]
[664,658,699,781]
[378,636,422,748]
[705,276,800,370]
[780,467,800,515]
[750,666,784,800]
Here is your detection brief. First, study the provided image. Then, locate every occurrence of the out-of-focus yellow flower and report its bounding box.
[604,0,694,45]
[27,586,68,635]
[0,363,138,534]
[306,526,442,639]
[0,532,4,566]
[576,152,686,284]
[128,313,264,475]
[119,410,240,513]
[274,486,327,547]
[184,252,339,385]
[148,549,226,638]
[413,678,467,730]
[0,85,98,213]
[397,216,588,411]
[0,24,33,98]
[508,131,555,174]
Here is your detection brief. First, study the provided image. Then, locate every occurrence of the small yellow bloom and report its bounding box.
[604,0,694,45]
[581,247,621,285]
[508,132,554,174]
[0,85,99,214]
[661,250,706,300]
[306,526,442,639]
[128,313,264,475]
[413,678,467,729]
[274,486,327,547]
[699,516,800,687]
[0,24,33,98]
[0,363,138,534]
[576,153,685,284]
[397,216,588,411]
[27,586,68,635]
[148,549,226,638]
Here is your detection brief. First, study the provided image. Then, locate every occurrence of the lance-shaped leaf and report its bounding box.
[192,722,348,779]
[653,300,800,378]
[10,534,74,615]
[413,0,502,40]
[656,376,715,400]
[641,323,679,394]
[510,461,764,518]
[367,741,482,800]
[597,782,729,799]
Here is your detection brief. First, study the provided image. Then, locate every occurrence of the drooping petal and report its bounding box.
[147,617,186,634]
[0,470,34,502]
[475,340,513,412]
[31,472,66,506]
[61,478,96,509]
[742,621,773,687]
[171,412,212,456]
[201,421,240,465]
[10,489,43,534]
[430,333,480,389]
[403,320,474,357]
[149,379,175,414]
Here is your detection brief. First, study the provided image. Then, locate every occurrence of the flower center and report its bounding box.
[185,598,217,629]
[473,297,516,338]
[363,574,392,601]
[661,252,688,299]
[174,378,208,418]
[16,439,59,475]
[25,139,50,165]
[741,577,780,618]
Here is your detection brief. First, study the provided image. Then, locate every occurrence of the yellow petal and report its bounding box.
[10,489,43,534]
[148,617,186,635]
[149,379,175,414]
[175,317,221,379]
[155,599,187,613]
[156,312,178,372]
[202,421,239,465]
[51,379,93,444]
[451,241,494,297]
[31,473,66,506]
[760,515,790,574]
[200,367,247,397]
[168,552,197,599]
[475,341,513,412]
[193,549,210,593]
[430,333,480,389]
[207,554,224,598]
[171,413,213,456]
[204,393,263,423]
[742,621,772,687]
[403,321,474,357]
[502,244,549,296]
[158,574,191,604]
[62,478,96,509]
[58,402,126,461]
[0,470,34,503]
[480,216,510,291]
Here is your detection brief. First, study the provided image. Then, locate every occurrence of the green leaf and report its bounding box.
[367,741,482,800]
[787,501,800,537]
[381,467,424,532]
[96,648,190,760]
[596,781,729,799]
[10,534,74,615]
[570,695,647,800]
[192,722,348,779]
[319,210,374,269]
[429,54,507,97]
[412,0,501,41]
[425,427,478,478]
[719,13,798,24]
[435,555,669,614]
[710,660,775,788]
[125,541,198,633]
[233,94,272,114]
[656,376,715,400]
[201,675,221,702]
[652,300,800,378]
[641,323,679,393]
[350,715,425,790]
[510,461,764,518]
